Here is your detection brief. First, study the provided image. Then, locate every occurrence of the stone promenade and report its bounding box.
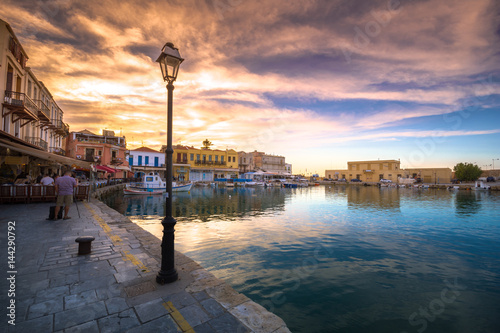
[0,198,290,333]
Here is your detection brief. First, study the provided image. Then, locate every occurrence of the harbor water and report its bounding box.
[101,185,500,333]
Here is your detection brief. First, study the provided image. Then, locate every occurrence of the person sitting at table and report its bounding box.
[40,174,54,185]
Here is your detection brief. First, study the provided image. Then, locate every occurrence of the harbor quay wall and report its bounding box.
[316,181,500,191]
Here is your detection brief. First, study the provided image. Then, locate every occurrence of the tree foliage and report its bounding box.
[453,163,483,181]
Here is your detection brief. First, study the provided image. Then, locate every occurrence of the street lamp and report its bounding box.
[156,42,184,284]
[493,158,499,170]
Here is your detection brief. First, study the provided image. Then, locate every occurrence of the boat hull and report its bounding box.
[124,188,165,195]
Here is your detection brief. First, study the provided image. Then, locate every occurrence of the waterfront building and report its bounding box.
[66,129,130,178]
[0,19,83,183]
[128,146,166,177]
[326,160,402,182]
[157,144,239,182]
[326,160,452,184]
[238,150,288,175]
[402,168,452,184]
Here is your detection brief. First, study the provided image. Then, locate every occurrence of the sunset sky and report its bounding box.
[1,0,499,174]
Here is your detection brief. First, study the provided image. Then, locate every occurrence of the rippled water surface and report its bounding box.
[102,185,500,333]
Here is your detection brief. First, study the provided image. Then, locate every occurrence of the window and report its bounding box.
[145,156,149,165]
[154,157,159,167]
[190,154,194,161]
[209,155,212,161]
[221,156,224,163]
[233,156,236,162]
[203,155,206,162]
[196,154,200,161]
[138,156,142,166]
[129,157,133,166]
[215,155,219,162]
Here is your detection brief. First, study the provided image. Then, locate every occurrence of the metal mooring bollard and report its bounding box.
[75,236,95,255]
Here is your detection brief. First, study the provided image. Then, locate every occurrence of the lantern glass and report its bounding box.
[156,43,184,83]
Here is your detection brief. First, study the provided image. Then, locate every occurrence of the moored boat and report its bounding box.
[125,172,192,194]
[473,181,491,190]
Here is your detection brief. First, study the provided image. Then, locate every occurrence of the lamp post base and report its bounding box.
[156,270,178,285]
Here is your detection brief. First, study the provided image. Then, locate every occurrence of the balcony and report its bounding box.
[194,160,227,166]
[110,157,123,165]
[49,147,66,156]
[50,119,70,136]
[35,100,51,123]
[175,158,189,164]
[25,137,48,151]
[75,135,126,147]
[3,91,39,127]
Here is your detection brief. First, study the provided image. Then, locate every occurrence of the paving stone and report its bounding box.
[96,284,123,301]
[201,298,226,318]
[64,320,99,333]
[48,265,81,278]
[54,301,107,331]
[163,290,197,309]
[28,299,64,319]
[36,285,70,303]
[64,290,98,310]
[124,315,180,332]
[178,303,211,327]
[70,274,117,294]
[97,308,140,333]
[231,301,288,333]
[105,297,129,314]
[8,314,53,333]
[49,273,80,288]
[114,269,141,283]
[193,322,217,333]
[207,312,250,333]
[193,291,210,301]
[134,298,169,323]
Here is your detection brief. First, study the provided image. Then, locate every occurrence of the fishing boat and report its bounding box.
[124,188,165,195]
[473,181,491,190]
[124,172,192,194]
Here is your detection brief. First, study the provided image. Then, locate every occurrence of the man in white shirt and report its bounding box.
[40,174,54,185]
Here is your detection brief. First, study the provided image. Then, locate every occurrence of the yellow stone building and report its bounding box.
[170,145,239,182]
[326,159,452,184]
[326,160,402,182]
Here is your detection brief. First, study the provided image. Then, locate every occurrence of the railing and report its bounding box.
[75,136,126,147]
[175,159,189,164]
[49,147,66,156]
[50,119,70,135]
[194,160,227,166]
[25,136,48,151]
[35,100,50,120]
[110,158,123,165]
[3,91,39,117]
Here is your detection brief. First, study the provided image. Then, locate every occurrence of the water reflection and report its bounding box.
[454,191,483,216]
[107,187,287,222]
[101,186,500,333]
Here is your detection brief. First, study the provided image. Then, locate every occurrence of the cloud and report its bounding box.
[0,0,499,172]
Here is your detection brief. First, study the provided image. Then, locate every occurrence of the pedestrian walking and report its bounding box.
[53,171,77,220]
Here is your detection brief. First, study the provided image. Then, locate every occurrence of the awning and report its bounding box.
[109,165,131,172]
[0,138,92,168]
[96,165,116,173]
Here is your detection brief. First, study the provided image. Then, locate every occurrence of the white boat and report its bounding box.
[125,172,192,194]
[473,181,491,190]
[172,183,193,192]
[124,188,165,195]
[246,181,265,187]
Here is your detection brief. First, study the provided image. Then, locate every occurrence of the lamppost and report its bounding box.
[493,158,499,170]
[156,42,184,284]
